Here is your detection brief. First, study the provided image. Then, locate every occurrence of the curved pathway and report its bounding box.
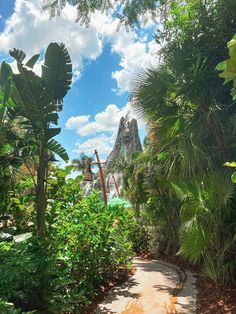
[96,258,196,314]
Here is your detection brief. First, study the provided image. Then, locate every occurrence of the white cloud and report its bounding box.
[0,0,159,91]
[75,104,121,136]
[0,0,104,80]
[74,134,114,155]
[66,115,90,130]
[112,40,160,94]
[66,102,144,137]
[67,102,145,157]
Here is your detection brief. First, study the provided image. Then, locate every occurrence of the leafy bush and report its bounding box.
[49,192,134,312]
[0,170,136,313]
[0,298,35,314]
[0,239,56,313]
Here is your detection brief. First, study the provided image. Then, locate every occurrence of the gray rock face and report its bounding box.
[81,115,142,199]
[106,116,142,170]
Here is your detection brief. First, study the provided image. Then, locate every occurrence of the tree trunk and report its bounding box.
[36,141,47,238]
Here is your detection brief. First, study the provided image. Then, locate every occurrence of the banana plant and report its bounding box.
[7,43,72,237]
[0,62,24,214]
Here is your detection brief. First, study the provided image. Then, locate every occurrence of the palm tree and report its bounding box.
[72,153,94,174]
[129,0,236,283]
[172,171,236,284]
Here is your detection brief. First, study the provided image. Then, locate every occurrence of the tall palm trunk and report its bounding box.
[36,141,47,238]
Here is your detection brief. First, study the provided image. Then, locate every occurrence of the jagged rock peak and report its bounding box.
[106,115,142,169]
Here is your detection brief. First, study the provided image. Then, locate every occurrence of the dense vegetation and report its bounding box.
[1,0,236,313]
[0,45,138,313]
[119,0,236,286]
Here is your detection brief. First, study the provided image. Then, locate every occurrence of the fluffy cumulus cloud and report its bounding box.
[0,1,155,156]
[67,104,121,136]
[74,135,115,155]
[0,0,159,91]
[67,102,145,155]
[94,13,159,94]
[66,115,91,130]
[0,0,104,79]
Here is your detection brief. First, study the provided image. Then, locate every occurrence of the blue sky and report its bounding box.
[0,0,158,161]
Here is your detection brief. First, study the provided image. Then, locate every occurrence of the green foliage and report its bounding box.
[42,43,72,102]
[42,0,159,27]
[0,298,34,314]
[6,42,73,237]
[0,170,136,313]
[124,0,236,285]
[71,152,94,174]
[217,34,236,99]
[0,239,55,313]
[50,192,134,309]
[10,43,72,151]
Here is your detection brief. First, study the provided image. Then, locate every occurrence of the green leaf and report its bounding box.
[45,127,61,140]
[179,222,210,264]
[47,139,69,161]
[0,62,12,87]
[12,68,51,131]
[231,172,236,183]
[25,54,40,68]
[45,112,59,125]
[42,43,72,103]
[157,151,168,161]
[224,161,236,167]
[216,60,227,71]
[0,62,13,104]
[9,48,26,63]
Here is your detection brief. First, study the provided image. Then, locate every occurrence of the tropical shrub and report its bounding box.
[116,0,236,286]
[0,43,72,238]
[0,239,55,313]
[0,171,136,313]
[49,191,134,312]
[172,171,236,284]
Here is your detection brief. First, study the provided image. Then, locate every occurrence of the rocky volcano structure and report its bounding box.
[106,115,143,170]
[82,115,143,199]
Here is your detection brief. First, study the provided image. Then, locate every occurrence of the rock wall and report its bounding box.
[81,115,143,199]
[106,116,143,170]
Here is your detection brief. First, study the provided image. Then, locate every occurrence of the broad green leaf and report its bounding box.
[47,139,69,161]
[215,60,227,71]
[9,48,26,63]
[25,54,40,68]
[224,161,236,167]
[0,62,13,104]
[42,43,72,103]
[0,61,12,87]
[231,172,236,183]
[45,127,61,140]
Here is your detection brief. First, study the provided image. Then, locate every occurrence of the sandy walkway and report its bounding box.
[96,258,196,314]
